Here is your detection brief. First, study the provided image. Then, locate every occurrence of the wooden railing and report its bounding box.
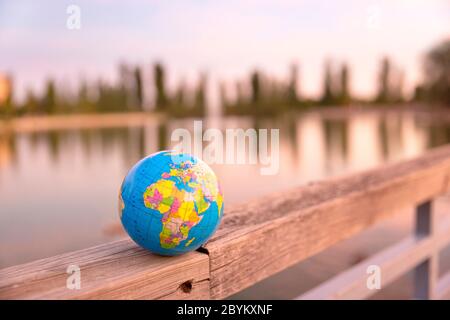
[2,145,450,299]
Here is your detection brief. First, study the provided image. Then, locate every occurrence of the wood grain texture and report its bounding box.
[205,145,450,299]
[4,145,450,300]
[0,239,209,300]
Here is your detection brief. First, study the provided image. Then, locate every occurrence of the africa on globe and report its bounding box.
[119,150,224,256]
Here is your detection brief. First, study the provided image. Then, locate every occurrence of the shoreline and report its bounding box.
[1,105,450,134]
[0,112,166,134]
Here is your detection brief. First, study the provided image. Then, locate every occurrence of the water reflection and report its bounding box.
[1,110,450,268]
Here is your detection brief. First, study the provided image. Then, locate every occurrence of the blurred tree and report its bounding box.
[219,82,228,114]
[375,57,391,104]
[134,66,144,110]
[422,39,450,105]
[96,79,127,113]
[374,56,405,104]
[391,69,404,103]
[154,63,168,110]
[287,63,299,106]
[174,81,186,109]
[23,88,38,114]
[168,79,187,117]
[338,63,351,105]
[414,84,425,102]
[251,70,261,106]
[119,64,133,110]
[115,83,128,112]
[42,80,57,114]
[78,81,95,113]
[194,73,207,116]
[96,80,108,112]
[321,61,335,105]
[236,81,245,108]
[267,77,281,108]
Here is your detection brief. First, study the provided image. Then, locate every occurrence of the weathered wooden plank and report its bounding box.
[205,145,450,299]
[0,239,210,300]
[435,271,450,300]
[297,217,450,299]
[4,145,450,300]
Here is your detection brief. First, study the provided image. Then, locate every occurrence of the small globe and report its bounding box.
[119,150,224,256]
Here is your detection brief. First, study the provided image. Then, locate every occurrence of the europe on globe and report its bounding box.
[119,150,224,255]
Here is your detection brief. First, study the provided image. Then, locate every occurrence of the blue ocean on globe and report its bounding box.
[119,150,224,256]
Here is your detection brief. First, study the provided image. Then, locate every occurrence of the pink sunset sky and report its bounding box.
[0,0,449,103]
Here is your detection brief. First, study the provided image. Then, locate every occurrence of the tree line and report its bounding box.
[0,62,206,118]
[0,39,448,118]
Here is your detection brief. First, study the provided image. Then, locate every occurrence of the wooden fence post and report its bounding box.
[413,200,438,299]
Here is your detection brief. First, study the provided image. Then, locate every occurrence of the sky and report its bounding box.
[0,0,449,103]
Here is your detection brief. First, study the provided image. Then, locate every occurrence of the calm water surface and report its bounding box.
[1,110,450,268]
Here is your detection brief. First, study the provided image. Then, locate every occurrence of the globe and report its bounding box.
[118,150,224,256]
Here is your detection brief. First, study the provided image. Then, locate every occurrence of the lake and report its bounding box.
[1,108,450,268]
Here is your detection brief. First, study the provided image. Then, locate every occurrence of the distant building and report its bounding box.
[0,73,13,107]
[0,136,13,168]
